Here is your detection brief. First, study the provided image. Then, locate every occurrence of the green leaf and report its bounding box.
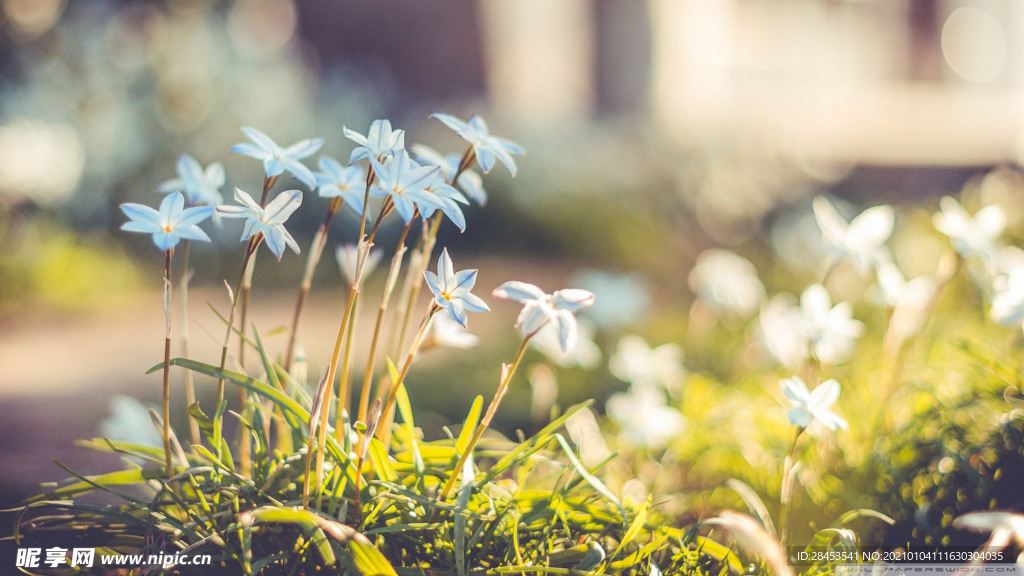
[456,395,483,456]
[610,496,650,560]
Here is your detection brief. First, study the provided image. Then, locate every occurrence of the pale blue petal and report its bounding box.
[343,125,369,147]
[437,248,454,287]
[174,205,215,229]
[788,407,813,428]
[432,113,469,135]
[206,162,226,188]
[152,231,178,251]
[231,142,269,160]
[233,187,261,211]
[424,271,442,298]
[452,268,477,292]
[284,138,324,160]
[459,292,490,313]
[475,146,496,174]
[178,154,204,183]
[241,127,280,153]
[160,192,186,220]
[286,160,317,189]
[175,225,212,243]
[263,157,286,178]
[553,310,577,352]
[448,299,468,327]
[493,281,546,302]
[263,226,286,259]
[551,289,595,312]
[489,142,519,176]
[391,194,417,223]
[264,189,303,225]
[281,226,301,256]
[518,302,550,335]
[120,203,161,229]
[468,115,489,137]
[493,135,525,155]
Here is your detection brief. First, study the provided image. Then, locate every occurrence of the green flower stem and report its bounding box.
[162,249,175,479]
[356,221,412,425]
[178,240,200,446]
[284,199,342,374]
[438,331,534,502]
[779,427,803,548]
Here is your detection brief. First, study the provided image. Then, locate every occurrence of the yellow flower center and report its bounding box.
[441,291,451,301]
[163,225,173,232]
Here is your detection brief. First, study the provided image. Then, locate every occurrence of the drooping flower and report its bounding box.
[609,334,685,394]
[424,248,490,327]
[953,511,1024,566]
[990,266,1024,330]
[344,118,405,164]
[368,150,448,225]
[688,250,765,318]
[431,113,525,176]
[759,294,811,369]
[873,262,935,338]
[157,154,225,208]
[218,187,302,259]
[798,284,864,365]
[412,143,488,206]
[812,196,894,274]
[492,281,595,352]
[229,127,322,189]
[779,376,848,431]
[606,385,685,450]
[335,243,383,287]
[530,317,602,369]
[933,196,1005,261]
[121,191,215,252]
[428,314,480,349]
[314,156,368,218]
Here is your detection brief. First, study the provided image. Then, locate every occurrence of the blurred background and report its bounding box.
[2,0,1024,547]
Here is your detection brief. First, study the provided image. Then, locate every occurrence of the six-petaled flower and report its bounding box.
[230,127,322,189]
[315,156,368,218]
[344,118,405,164]
[121,191,214,252]
[424,248,490,327]
[432,113,525,176]
[492,281,594,352]
[157,154,225,209]
[218,187,303,259]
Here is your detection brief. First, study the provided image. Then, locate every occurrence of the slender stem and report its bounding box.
[237,175,276,377]
[336,291,360,441]
[357,222,412,423]
[162,250,175,479]
[215,240,259,408]
[390,146,472,360]
[377,305,440,445]
[438,333,533,502]
[779,427,803,548]
[284,202,341,372]
[178,240,200,446]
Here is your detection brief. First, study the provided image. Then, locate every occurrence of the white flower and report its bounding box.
[780,376,848,431]
[492,281,595,352]
[953,511,1024,566]
[874,262,935,338]
[609,334,685,394]
[990,267,1024,330]
[99,395,163,448]
[428,314,480,349]
[344,118,405,164]
[424,248,490,328]
[218,187,303,259]
[606,385,685,450]
[933,196,1005,261]
[813,196,894,274]
[688,250,765,318]
[530,317,601,369]
[759,295,811,370]
[335,244,383,287]
[799,284,864,365]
